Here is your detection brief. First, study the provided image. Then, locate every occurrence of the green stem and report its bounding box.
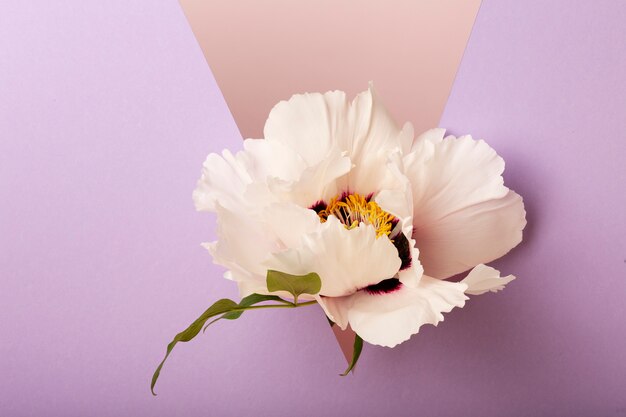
[233,300,317,312]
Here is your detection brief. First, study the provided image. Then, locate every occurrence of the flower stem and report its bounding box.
[232,300,317,312]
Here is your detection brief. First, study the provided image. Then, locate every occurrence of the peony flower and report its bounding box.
[193,85,526,349]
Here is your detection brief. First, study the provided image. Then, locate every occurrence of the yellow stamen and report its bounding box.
[317,193,396,238]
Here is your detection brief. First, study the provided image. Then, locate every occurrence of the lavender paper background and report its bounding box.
[1,1,625,416]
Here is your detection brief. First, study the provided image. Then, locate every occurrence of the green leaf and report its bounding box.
[202,294,291,332]
[340,334,363,376]
[266,270,322,304]
[151,298,238,395]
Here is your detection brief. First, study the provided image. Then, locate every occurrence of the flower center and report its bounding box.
[315,193,397,238]
[311,192,413,275]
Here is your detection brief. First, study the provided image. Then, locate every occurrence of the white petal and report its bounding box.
[276,149,351,207]
[322,276,468,347]
[261,203,321,249]
[317,295,350,329]
[408,134,508,215]
[415,190,526,279]
[210,204,331,296]
[349,85,408,154]
[264,90,350,166]
[340,85,413,195]
[193,150,250,212]
[209,205,273,277]
[227,269,267,297]
[408,127,446,152]
[265,216,402,297]
[373,149,414,226]
[263,85,413,197]
[461,264,516,295]
[197,136,351,215]
[241,138,305,182]
[405,134,526,278]
[369,156,424,289]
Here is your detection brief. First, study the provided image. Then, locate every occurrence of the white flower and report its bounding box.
[194,85,526,348]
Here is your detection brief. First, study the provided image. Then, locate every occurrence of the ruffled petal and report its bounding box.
[193,150,251,212]
[240,138,351,208]
[320,276,468,347]
[260,203,321,250]
[263,85,413,197]
[373,149,414,227]
[209,202,328,296]
[405,134,526,278]
[207,205,273,280]
[226,270,267,298]
[461,264,516,295]
[340,85,414,196]
[372,153,424,288]
[408,127,446,152]
[317,295,350,330]
[265,216,402,297]
[240,138,306,183]
[264,150,352,207]
[416,190,526,279]
[264,90,350,166]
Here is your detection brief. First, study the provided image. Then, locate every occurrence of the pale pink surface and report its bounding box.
[179,0,481,139]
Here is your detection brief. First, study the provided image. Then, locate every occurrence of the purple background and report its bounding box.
[1,1,625,416]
